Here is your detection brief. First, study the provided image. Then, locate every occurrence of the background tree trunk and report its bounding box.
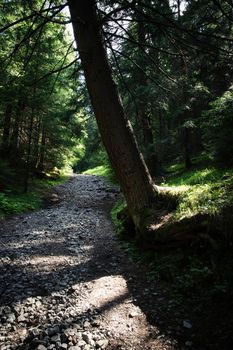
[37,125,46,173]
[68,0,159,231]
[136,14,159,177]
[1,104,12,156]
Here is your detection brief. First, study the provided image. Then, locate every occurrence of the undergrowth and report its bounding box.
[111,157,233,318]
[83,164,117,184]
[111,198,126,233]
[0,174,69,220]
[163,165,233,219]
[120,238,233,305]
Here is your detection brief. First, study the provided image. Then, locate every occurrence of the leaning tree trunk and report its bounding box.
[68,0,159,231]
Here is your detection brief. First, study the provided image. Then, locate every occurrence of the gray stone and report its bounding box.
[83,345,91,350]
[60,333,68,343]
[6,313,16,323]
[83,321,90,328]
[36,300,42,308]
[36,345,48,350]
[47,345,56,350]
[91,320,101,327]
[3,306,11,314]
[64,328,77,337]
[82,334,92,344]
[183,320,192,329]
[51,334,61,342]
[29,328,41,337]
[18,314,26,322]
[77,340,86,347]
[96,339,109,349]
[47,326,60,336]
[185,341,193,347]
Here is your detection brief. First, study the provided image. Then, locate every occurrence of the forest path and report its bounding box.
[0,175,183,350]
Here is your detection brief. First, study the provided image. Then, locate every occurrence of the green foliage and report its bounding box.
[0,191,42,218]
[111,198,127,234]
[74,114,110,174]
[119,238,232,314]
[119,240,215,290]
[83,164,117,184]
[0,174,69,219]
[202,87,233,165]
[0,1,84,189]
[0,159,16,188]
[83,165,110,177]
[163,165,233,219]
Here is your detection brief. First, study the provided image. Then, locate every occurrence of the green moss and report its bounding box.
[111,198,127,235]
[162,167,233,220]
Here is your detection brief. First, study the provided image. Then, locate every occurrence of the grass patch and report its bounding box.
[111,198,127,234]
[83,165,117,184]
[111,158,233,348]
[162,166,233,219]
[0,174,70,220]
[112,159,233,304]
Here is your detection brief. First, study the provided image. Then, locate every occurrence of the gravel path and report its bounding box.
[0,175,183,350]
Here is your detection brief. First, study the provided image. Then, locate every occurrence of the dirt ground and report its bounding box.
[0,174,230,350]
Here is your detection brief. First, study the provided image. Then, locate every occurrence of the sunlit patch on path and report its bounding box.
[0,175,178,350]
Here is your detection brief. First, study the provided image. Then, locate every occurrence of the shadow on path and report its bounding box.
[0,175,232,350]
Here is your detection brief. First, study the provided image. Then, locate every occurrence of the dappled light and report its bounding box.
[0,0,233,349]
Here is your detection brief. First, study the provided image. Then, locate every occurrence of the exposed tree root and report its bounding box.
[117,187,233,251]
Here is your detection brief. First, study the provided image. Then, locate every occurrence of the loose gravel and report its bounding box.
[0,175,181,350]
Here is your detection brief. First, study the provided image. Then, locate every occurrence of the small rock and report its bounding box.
[18,314,26,322]
[83,321,90,328]
[91,320,101,327]
[83,345,91,350]
[19,328,28,340]
[129,311,138,318]
[64,328,77,337]
[51,334,61,342]
[36,345,47,350]
[60,333,69,343]
[82,333,92,344]
[96,339,109,349]
[183,320,192,329]
[48,345,55,350]
[47,326,60,336]
[68,346,81,350]
[77,340,86,347]
[6,313,16,323]
[36,300,42,308]
[185,341,193,347]
[0,346,11,350]
[29,328,41,337]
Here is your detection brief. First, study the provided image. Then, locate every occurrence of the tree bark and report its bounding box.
[136,12,160,177]
[68,0,159,230]
[1,104,12,155]
[24,85,36,193]
[10,96,25,158]
[184,127,192,169]
[37,124,46,173]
